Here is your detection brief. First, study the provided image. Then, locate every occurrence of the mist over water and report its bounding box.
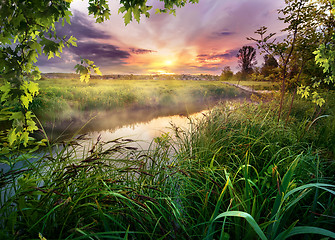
[85,110,207,151]
[43,97,247,143]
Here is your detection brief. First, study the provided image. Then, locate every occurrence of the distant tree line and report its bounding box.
[220,45,279,82]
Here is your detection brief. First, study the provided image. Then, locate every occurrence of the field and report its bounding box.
[32,77,246,122]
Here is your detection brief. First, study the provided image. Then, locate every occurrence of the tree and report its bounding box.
[237,46,257,76]
[299,0,335,105]
[247,0,334,121]
[0,0,199,153]
[220,66,234,81]
[258,54,279,81]
[263,54,278,69]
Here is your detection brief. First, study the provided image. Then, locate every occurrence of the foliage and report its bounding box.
[0,0,73,156]
[261,54,280,79]
[298,0,335,106]
[250,57,280,82]
[220,66,234,81]
[74,58,102,83]
[314,40,335,84]
[248,0,335,119]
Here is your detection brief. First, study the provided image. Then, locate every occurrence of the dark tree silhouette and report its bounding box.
[263,54,278,68]
[237,46,257,75]
[261,54,279,77]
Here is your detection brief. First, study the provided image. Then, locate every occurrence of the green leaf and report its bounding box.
[118,6,126,14]
[214,211,268,240]
[21,131,29,147]
[31,41,42,55]
[64,10,72,25]
[124,9,132,25]
[103,10,110,20]
[94,66,102,76]
[80,73,90,83]
[55,51,61,58]
[74,64,86,73]
[27,119,38,132]
[48,51,54,59]
[8,128,18,146]
[68,36,77,47]
[0,81,11,102]
[9,112,25,121]
[20,94,33,109]
[275,226,335,240]
[133,7,140,23]
[84,59,94,65]
[297,85,310,99]
[27,82,39,96]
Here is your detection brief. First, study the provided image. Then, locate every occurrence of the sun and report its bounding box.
[164,60,173,66]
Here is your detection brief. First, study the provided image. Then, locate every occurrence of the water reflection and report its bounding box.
[43,97,248,142]
[45,98,250,152]
[84,110,207,150]
[43,95,246,142]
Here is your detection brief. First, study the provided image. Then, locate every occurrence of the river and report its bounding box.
[41,96,248,145]
[82,109,208,151]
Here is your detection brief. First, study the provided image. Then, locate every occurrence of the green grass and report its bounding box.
[174,99,335,239]
[1,93,335,239]
[31,78,243,121]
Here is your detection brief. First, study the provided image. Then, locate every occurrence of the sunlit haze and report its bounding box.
[37,0,286,75]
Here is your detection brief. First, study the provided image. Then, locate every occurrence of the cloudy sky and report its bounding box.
[37,0,286,75]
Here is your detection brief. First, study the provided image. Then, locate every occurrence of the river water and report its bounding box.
[42,97,244,142]
[83,110,207,151]
[39,94,253,155]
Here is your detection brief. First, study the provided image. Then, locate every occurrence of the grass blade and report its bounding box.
[213,211,268,240]
[274,226,335,240]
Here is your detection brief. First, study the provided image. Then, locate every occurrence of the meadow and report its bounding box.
[31,76,245,123]
[1,79,335,239]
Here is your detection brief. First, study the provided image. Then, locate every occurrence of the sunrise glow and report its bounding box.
[37,0,286,75]
[164,60,173,66]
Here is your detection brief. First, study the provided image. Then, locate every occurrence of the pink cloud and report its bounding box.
[38,0,286,74]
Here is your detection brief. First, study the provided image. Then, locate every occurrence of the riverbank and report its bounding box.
[1,93,335,239]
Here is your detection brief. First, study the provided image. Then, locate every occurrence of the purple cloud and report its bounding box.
[197,49,238,63]
[129,48,156,54]
[37,41,131,72]
[56,10,112,40]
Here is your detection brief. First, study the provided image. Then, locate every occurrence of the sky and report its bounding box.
[37,0,287,75]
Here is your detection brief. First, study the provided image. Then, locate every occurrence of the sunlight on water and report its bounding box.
[82,110,208,151]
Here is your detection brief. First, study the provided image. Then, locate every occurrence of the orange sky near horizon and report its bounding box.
[37,0,286,75]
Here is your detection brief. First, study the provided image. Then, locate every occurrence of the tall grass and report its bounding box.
[173,100,335,239]
[1,97,335,239]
